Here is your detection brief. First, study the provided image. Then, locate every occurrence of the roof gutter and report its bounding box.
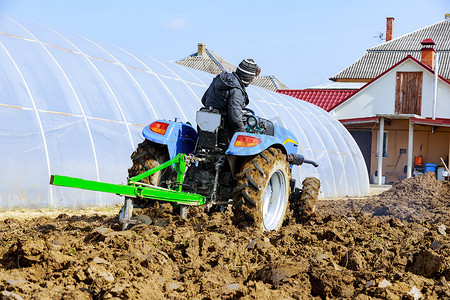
[413,121,450,128]
[339,117,378,125]
[375,113,424,120]
[339,114,423,125]
[412,117,450,127]
[339,115,450,127]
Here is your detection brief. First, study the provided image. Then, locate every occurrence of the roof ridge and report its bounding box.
[206,49,236,72]
[330,18,450,81]
[205,49,228,72]
[369,19,448,51]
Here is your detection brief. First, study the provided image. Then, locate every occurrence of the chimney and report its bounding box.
[421,39,436,69]
[197,43,206,56]
[446,13,450,21]
[386,17,394,41]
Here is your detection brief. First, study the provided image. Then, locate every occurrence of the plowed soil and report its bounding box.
[1,172,449,299]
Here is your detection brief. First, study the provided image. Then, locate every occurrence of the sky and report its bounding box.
[1,0,450,89]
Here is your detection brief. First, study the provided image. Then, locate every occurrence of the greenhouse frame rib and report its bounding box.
[0,13,370,208]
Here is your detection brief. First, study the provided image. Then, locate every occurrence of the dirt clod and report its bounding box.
[0,173,449,299]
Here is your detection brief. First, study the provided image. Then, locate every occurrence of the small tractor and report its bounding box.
[51,107,320,231]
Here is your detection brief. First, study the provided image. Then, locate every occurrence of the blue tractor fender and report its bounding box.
[142,120,198,160]
[225,129,298,157]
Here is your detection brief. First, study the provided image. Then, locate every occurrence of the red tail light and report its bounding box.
[234,135,261,147]
[150,122,169,135]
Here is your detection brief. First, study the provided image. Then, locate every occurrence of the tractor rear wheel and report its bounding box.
[128,140,175,208]
[128,140,172,186]
[120,140,173,230]
[299,177,321,215]
[233,148,291,231]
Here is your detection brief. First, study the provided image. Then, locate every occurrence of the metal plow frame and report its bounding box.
[50,153,205,230]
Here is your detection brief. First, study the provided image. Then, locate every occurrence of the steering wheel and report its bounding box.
[242,107,255,116]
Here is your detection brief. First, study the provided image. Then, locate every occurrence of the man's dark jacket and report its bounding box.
[201,72,249,133]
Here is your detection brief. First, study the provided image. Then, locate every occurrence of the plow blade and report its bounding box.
[50,175,205,206]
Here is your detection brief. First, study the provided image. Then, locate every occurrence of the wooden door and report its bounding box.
[395,72,422,115]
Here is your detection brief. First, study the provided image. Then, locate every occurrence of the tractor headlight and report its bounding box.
[247,116,257,128]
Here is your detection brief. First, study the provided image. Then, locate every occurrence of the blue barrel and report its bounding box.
[424,163,437,173]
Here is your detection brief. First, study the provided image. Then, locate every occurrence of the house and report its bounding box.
[330,15,450,184]
[279,15,450,184]
[175,43,289,91]
[280,15,450,110]
[330,48,450,185]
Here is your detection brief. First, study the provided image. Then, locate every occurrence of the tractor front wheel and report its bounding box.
[290,177,321,219]
[233,148,291,231]
[299,177,321,215]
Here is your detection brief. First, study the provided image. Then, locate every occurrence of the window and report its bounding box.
[376,131,388,158]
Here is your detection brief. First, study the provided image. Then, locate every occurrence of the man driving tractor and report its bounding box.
[201,59,261,140]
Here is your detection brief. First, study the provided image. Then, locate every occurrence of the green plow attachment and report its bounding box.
[50,175,205,206]
[50,153,206,230]
[50,153,205,206]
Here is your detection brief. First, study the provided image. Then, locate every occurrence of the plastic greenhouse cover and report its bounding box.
[0,13,369,209]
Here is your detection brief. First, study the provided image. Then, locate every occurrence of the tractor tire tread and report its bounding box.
[252,161,264,175]
[234,198,244,209]
[237,167,252,178]
[233,182,248,194]
[261,152,270,162]
[233,147,291,230]
[268,148,276,156]
[298,177,321,215]
[242,190,257,207]
[128,141,172,189]
[246,173,259,190]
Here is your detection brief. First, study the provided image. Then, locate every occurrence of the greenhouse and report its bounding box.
[0,13,369,209]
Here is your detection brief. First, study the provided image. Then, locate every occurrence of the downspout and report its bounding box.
[432,51,439,120]
[377,117,385,185]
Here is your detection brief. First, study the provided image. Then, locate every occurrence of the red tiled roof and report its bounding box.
[277,89,358,111]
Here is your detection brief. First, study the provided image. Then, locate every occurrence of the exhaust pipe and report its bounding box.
[287,154,318,167]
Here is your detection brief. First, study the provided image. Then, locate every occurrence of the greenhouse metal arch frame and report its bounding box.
[0,13,369,209]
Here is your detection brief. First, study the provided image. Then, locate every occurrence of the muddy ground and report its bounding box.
[1,172,449,299]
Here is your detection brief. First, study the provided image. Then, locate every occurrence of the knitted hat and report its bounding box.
[236,59,260,85]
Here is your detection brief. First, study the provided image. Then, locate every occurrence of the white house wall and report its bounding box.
[332,59,450,119]
[434,76,450,119]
